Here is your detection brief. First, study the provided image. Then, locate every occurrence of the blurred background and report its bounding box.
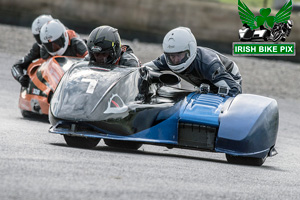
[0,0,299,62]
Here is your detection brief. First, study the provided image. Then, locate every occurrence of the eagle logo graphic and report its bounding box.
[238,0,293,42]
[238,0,292,30]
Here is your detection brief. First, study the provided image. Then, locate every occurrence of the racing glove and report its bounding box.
[18,75,30,88]
[11,64,24,81]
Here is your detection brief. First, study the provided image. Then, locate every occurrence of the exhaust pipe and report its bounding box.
[147,70,181,86]
[268,146,278,157]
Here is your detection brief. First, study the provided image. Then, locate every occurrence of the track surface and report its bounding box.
[1,24,300,200]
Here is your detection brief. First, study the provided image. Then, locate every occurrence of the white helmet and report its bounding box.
[31,15,53,45]
[163,27,197,73]
[40,19,69,56]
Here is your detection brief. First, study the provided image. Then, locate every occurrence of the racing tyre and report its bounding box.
[21,109,34,118]
[64,135,100,149]
[225,154,266,166]
[104,139,142,150]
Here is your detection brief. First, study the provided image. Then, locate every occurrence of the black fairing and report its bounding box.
[50,62,191,135]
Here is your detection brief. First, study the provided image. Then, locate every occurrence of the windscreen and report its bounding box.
[50,62,140,121]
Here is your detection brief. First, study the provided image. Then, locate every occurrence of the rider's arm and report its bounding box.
[142,54,169,71]
[214,52,242,83]
[70,38,88,58]
[206,62,242,96]
[11,64,30,87]
[13,43,41,70]
[11,64,24,81]
[11,43,40,86]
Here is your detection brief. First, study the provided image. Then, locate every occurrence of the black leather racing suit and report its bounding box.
[117,45,141,67]
[11,30,88,87]
[147,47,242,96]
[11,42,41,85]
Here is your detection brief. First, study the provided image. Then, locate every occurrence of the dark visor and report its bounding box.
[91,46,112,54]
[91,39,114,53]
[42,34,66,53]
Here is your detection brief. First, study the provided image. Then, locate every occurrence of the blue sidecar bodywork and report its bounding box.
[49,62,279,166]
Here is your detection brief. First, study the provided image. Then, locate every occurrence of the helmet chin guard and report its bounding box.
[163,27,197,73]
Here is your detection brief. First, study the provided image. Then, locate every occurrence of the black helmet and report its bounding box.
[87,25,122,64]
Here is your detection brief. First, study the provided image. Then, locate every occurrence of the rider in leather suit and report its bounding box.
[11,15,53,87]
[39,19,88,60]
[143,27,242,96]
[11,17,88,87]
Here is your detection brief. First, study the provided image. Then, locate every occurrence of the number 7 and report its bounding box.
[81,78,98,94]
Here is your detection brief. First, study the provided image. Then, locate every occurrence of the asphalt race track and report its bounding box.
[0,24,300,200]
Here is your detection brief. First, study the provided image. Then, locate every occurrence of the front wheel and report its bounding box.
[21,109,48,121]
[104,139,142,150]
[225,154,266,166]
[64,135,100,149]
[21,109,34,118]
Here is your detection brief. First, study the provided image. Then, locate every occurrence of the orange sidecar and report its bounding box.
[19,56,83,117]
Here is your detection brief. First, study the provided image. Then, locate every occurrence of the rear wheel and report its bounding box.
[64,135,100,149]
[225,154,266,166]
[104,139,142,150]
